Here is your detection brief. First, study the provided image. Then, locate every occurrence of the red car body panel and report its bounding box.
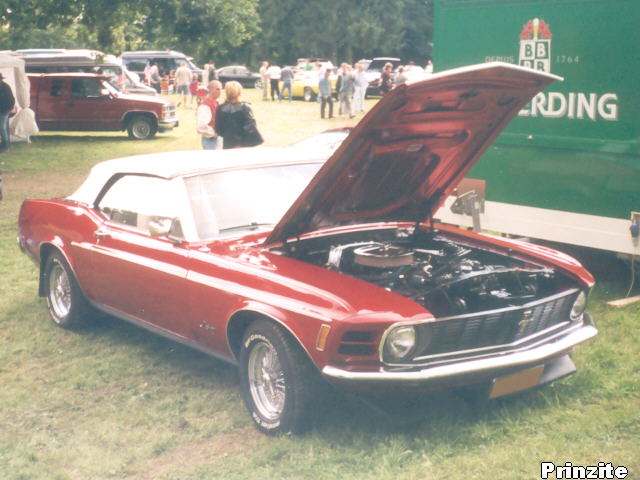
[18,64,596,406]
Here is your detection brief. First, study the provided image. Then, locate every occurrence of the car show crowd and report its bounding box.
[5,48,433,151]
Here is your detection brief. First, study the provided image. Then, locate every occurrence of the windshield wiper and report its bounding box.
[219,222,274,233]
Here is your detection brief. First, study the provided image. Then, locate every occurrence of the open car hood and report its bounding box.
[265,63,561,245]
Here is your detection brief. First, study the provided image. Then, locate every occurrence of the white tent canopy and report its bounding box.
[0,53,38,142]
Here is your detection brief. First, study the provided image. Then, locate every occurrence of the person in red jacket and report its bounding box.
[196,80,222,150]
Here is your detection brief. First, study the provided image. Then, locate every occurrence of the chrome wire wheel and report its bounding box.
[131,119,151,139]
[247,340,286,421]
[48,259,71,322]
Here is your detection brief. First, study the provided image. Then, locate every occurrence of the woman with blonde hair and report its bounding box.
[215,81,263,149]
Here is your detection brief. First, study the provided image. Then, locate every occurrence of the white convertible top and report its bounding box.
[67,146,328,205]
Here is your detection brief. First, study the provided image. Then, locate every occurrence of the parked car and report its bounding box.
[296,58,334,71]
[216,65,262,88]
[121,50,202,79]
[28,72,178,139]
[19,50,156,96]
[288,69,337,101]
[18,64,597,435]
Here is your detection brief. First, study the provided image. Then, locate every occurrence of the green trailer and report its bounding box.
[432,0,639,256]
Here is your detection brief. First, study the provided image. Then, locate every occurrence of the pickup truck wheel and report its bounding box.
[239,319,316,435]
[44,252,91,329]
[303,87,315,102]
[127,116,157,140]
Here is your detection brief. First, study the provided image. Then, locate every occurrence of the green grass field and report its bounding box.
[0,89,638,480]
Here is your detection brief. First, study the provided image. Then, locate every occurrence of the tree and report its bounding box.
[250,0,432,66]
[0,0,432,67]
[0,0,260,65]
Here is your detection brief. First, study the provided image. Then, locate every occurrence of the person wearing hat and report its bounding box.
[0,72,16,152]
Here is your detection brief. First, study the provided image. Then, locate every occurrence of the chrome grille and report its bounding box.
[411,289,580,362]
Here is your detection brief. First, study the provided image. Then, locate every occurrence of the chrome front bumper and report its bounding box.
[322,314,597,386]
[159,119,179,130]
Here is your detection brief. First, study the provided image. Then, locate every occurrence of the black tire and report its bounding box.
[43,252,91,329]
[254,79,262,89]
[127,115,157,140]
[303,87,315,102]
[239,319,317,435]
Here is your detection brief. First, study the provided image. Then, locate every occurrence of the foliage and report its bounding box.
[1,0,260,65]
[254,0,433,65]
[0,0,433,67]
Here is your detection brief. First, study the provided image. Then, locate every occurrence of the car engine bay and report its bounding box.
[281,227,562,317]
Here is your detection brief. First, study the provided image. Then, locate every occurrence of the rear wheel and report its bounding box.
[44,252,91,329]
[303,87,315,102]
[254,79,262,89]
[127,115,157,140]
[239,319,317,435]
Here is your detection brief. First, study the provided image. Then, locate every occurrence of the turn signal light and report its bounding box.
[316,324,331,351]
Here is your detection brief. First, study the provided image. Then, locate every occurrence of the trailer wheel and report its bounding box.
[127,115,157,140]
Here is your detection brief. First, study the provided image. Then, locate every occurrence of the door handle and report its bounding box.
[94,229,111,240]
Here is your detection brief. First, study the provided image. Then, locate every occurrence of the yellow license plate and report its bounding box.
[489,365,545,399]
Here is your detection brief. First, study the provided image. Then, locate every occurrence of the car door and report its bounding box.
[219,67,233,84]
[35,77,72,130]
[236,67,250,86]
[89,174,192,337]
[61,77,121,130]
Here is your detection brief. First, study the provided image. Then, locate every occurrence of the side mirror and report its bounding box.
[148,216,173,237]
[148,216,183,244]
[100,88,110,97]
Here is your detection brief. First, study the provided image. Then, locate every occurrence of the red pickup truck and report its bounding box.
[28,73,178,139]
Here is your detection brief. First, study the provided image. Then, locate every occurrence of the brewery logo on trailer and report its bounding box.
[519,18,552,73]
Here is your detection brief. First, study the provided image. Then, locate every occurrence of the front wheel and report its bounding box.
[239,319,317,435]
[127,115,157,140]
[254,79,263,89]
[44,252,92,329]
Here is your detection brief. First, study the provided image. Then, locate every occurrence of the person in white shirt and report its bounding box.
[196,80,222,150]
[353,62,368,113]
[259,61,269,100]
[174,62,193,107]
[267,64,281,101]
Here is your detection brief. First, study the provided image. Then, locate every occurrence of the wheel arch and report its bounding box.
[226,307,318,369]
[122,110,158,131]
[38,241,77,297]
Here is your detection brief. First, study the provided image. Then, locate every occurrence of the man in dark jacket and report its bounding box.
[0,72,16,152]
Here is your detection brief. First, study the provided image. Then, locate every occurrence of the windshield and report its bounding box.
[183,162,322,239]
[186,58,200,70]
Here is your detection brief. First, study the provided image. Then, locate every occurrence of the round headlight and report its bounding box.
[570,291,587,321]
[383,325,416,362]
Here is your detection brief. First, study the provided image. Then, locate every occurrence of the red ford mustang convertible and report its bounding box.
[18,63,597,434]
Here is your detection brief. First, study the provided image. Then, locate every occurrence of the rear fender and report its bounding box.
[38,240,78,297]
